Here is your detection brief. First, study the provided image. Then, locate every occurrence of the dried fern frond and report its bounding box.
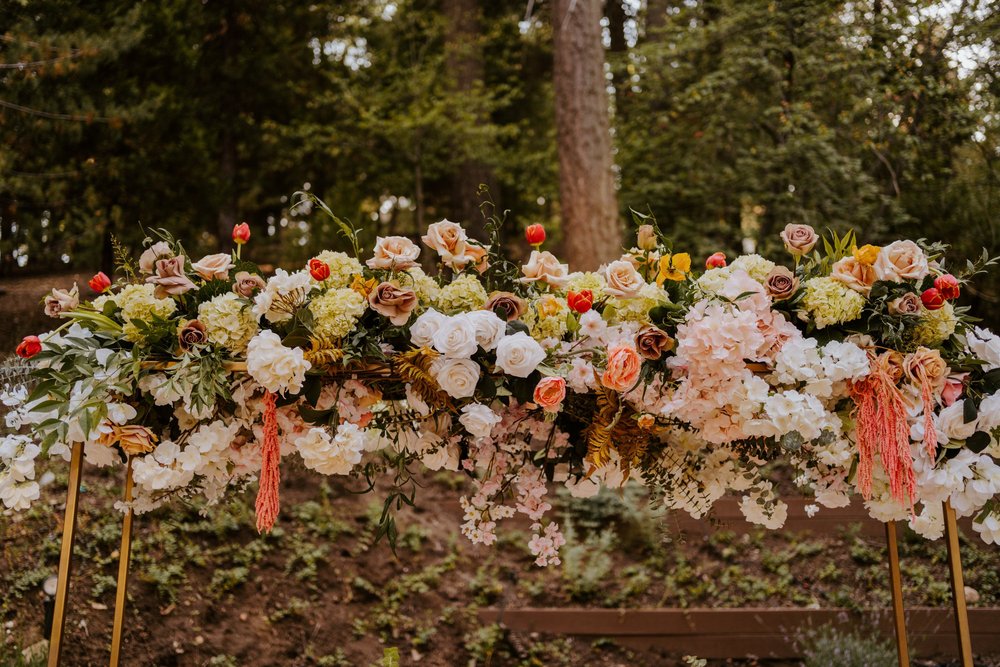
[585,388,620,470]
[391,347,452,412]
[303,335,346,367]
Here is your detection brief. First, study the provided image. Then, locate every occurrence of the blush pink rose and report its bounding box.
[831,256,876,295]
[941,373,968,407]
[533,376,566,412]
[602,343,642,393]
[367,236,421,270]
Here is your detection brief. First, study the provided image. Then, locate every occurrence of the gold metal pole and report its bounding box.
[884,521,910,667]
[109,457,135,667]
[47,441,85,667]
[943,500,973,667]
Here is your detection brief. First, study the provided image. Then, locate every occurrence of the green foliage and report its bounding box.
[797,625,899,667]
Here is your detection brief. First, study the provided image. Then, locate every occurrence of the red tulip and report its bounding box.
[525,224,546,246]
[308,258,331,281]
[934,274,960,300]
[88,271,111,293]
[705,252,727,269]
[232,222,251,245]
[16,335,42,359]
[921,287,945,311]
[567,290,594,314]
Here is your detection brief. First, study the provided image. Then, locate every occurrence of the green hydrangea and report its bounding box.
[313,251,364,288]
[116,283,177,342]
[436,273,487,314]
[800,277,865,329]
[309,288,367,339]
[912,301,958,346]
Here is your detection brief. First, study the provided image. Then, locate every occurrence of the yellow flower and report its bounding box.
[350,275,378,298]
[536,294,564,319]
[656,253,691,285]
[853,244,880,265]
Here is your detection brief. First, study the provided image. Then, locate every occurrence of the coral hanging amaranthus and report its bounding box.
[5,198,1000,560]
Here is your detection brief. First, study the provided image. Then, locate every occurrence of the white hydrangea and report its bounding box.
[730,254,776,282]
[312,250,364,287]
[761,390,830,441]
[198,292,259,352]
[967,327,1000,371]
[295,424,366,475]
[246,330,311,395]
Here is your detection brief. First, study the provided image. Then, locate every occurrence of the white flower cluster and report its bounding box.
[772,338,870,400]
[0,434,41,511]
[246,331,311,395]
[253,269,312,323]
[295,423,367,475]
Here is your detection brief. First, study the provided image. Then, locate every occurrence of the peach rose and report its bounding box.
[763,266,799,301]
[601,343,642,392]
[873,240,929,283]
[830,256,876,295]
[138,241,173,274]
[192,253,235,280]
[484,291,526,321]
[367,235,421,270]
[603,259,646,298]
[780,224,818,256]
[875,350,904,384]
[533,376,566,412]
[146,256,195,298]
[233,271,266,298]
[98,424,157,456]
[44,283,79,317]
[465,241,490,274]
[637,224,657,251]
[888,292,922,316]
[903,347,948,390]
[519,250,569,288]
[368,282,418,325]
[421,219,470,268]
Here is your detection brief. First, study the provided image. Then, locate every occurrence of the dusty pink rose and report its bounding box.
[368,281,418,325]
[421,219,471,268]
[603,259,645,298]
[601,343,642,392]
[192,253,235,280]
[178,319,208,351]
[484,292,526,321]
[831,256,876,295]
[635,326,674,360]
[519,250,569,288]
[763,266,799,301]
[146,256,195,298]
[138,241,173,274]
[367,236,421,270]
[533,376,566,412]
[233,271,266,298]
[888,292,922,316]
[780,224,818,256]
[873,240,929,283]
[44,283,79,317]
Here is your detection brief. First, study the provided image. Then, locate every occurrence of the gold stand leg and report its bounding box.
[885,521,910,667]
[47,442,84,667]
[943,500,973,667]
[109,457,135,667]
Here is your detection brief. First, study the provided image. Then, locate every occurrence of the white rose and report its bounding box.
[432,357,480,398]
[410,308,447,348]
[432,315,479,358]
[603,259,645,298]
[463,310,506,351]
[967,328,1000,370]
[937,401,978,444]
[976,393,1000,432]
[367,235,421,270]
[246,330,311,395]
[459,403,501,440]
[495,331,546,377]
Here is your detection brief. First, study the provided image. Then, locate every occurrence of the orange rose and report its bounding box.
[533,376,566,412]
[830,256,876,295]
[601,343,642,392]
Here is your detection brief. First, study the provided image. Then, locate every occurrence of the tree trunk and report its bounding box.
[606,0,628,110]
[443,0,493,234]
[216,126,239,242]
[553,0,621,270]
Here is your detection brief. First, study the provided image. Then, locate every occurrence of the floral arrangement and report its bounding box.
[4,195,1000,566]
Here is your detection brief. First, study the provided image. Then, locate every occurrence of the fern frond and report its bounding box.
[391,347,452,411]
[303,335,346,367]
